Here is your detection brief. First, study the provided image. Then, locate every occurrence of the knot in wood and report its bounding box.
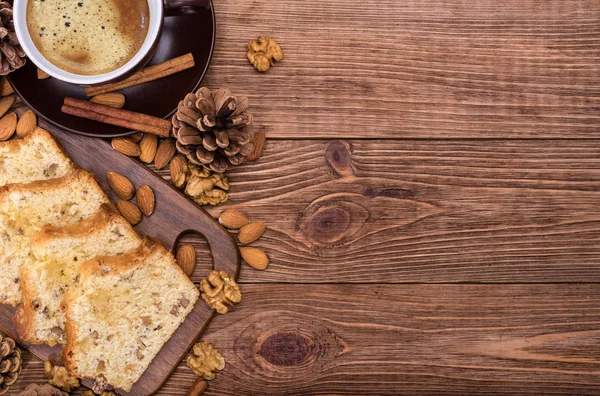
[258,332,314,367]
[300,196,369,246]
[325,140,353,178]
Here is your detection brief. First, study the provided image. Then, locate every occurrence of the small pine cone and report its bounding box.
[0,2,27,76]
[0,332,22,395]
[172,87,255,173]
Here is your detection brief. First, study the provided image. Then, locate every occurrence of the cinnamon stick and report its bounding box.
[85,53,195,97]
[61,97,171,137]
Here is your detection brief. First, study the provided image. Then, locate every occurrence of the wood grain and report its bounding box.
[9,284,600,395]
[9,0,600,394]
[152,139,600,283]
[202,0,600,139]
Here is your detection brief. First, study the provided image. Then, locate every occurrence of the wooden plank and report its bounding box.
[154,139,600,283]
[12,284,600,395]
[202,0,600,139]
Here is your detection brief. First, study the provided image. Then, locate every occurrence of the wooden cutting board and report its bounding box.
[0,111,240,395]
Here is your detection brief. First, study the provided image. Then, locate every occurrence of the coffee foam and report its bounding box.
[27,0,149,76]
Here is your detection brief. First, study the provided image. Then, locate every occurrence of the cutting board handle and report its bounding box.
[172,221,241,278]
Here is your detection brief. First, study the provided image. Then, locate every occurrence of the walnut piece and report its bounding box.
[200,270,241,314]
[247,36,283,72]
[18,383,68,396]
[82,391,116,396]
[186,342,225,380]
[185,166,230,206]
[44,360,80,392]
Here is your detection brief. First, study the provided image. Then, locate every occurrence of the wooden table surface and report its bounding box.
[14,0,600,394]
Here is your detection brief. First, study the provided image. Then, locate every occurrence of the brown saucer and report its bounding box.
[8,2,215,138]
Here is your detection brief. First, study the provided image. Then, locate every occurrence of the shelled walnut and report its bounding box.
[247,36,283,72]
[200,270,241,314]
[44,360,80,392]
[186,342,225,380]
[185,165,230,206]
[18,384,67,396]
[82,391,116,396]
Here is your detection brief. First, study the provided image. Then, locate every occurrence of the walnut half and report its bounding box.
[186,342,225,380]
[247,36,283,72]
[44,360,80,392]
[199,270,241,314]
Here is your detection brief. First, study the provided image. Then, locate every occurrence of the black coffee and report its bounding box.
[27,0,150,75]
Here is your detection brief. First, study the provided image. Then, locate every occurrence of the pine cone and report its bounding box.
[0,332,22,395]
[0,2,26,75]
[172,87,254,173]
[18,384,67,396]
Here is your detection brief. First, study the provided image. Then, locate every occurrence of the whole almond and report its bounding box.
[137,185,155,216]
[248,129,266,161]
[240,247,269,270]
[116,200,142,225]
[238,222,266,244]
[0,96,15,119]
[112,137,141,157]
[130,133,144,143]
[107,172,135,200]
[139,133,158,163]
[170,155,189,189]
[0,112,17,141]
[219,210,250,229]
[176,245,196,277]
[154,139,176,169]
[91,93,126,109]
[16,110,37,138]
[37,68,50,80]
[0,77,13,97]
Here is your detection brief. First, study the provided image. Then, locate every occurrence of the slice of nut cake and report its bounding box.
[62,238,199,392]
[15,204,142,345]
[0,128,73,187]
[0,170,108,305]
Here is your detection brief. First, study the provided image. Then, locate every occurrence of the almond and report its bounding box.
[238,222,266,244]
[107,172,135,200]
[219,210,250,229]
[0,96,14,119]
[154,139,176,169]
[170,155,189,189]
[139,133,158,163]
[37,68,50,80]
[176,245,196,277]
[90,93,126,109]
[240,247,269,270]
[112,137,141,157]
[248,129,266,161]
[16,110,37,138]
[116,200,142,225]
[0,112,17,141]
[137,185,155,216]
[0,77,13,97]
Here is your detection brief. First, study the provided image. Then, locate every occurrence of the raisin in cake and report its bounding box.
[0,169,108,305]
[62,238,199,392]
[15,204,142,345]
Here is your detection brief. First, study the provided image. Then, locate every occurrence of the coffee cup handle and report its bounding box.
[164,0,210,15]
